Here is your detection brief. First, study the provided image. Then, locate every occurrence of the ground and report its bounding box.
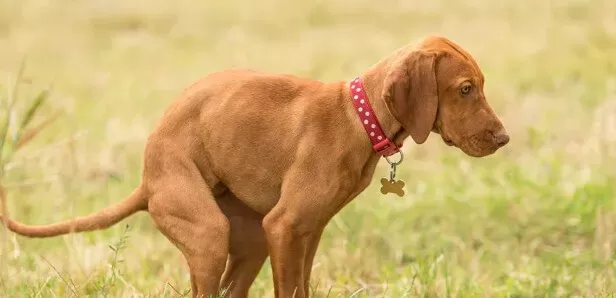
[0,0,615,297]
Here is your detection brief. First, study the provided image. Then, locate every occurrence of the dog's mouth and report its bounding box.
[437,128,502,157]
[457,134,502,158]
[435,126,455,147]
[441,135,455,146]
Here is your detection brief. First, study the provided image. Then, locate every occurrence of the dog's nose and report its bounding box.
[494,131,510,147]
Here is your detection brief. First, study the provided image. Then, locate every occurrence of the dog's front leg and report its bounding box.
[263,206,314,298]
[262,156,360,297]
[302,227,325,296]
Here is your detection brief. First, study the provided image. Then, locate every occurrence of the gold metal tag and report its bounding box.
[380,178,405,197]
[381,151,405,197]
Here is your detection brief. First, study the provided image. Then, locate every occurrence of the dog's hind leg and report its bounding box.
[147,161,230,298]
[216,191,269,298]
[219,223,267,298]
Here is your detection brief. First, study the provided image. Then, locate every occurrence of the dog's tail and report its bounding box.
[0,186,147,238]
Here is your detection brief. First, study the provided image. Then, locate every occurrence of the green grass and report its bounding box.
[1,0,616,296]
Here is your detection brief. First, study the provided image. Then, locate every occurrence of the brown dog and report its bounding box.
[1,35,508,297]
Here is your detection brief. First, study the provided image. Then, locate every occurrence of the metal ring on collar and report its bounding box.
[384,150,404,166]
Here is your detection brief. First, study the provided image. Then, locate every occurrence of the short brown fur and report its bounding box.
[1,36,508,298]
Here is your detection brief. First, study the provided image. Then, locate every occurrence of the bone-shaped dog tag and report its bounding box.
[380,178,405,197]
[381,153,405,197]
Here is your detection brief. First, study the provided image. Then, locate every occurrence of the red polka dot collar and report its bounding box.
[349,77,402,157]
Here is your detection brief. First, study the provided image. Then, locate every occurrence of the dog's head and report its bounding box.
[382,36,509,157]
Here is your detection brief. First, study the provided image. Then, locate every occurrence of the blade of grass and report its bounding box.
[8,88,48,156]
[0,91,13,167]
[0,183,8,290]
[0,61,26,167]
[33,276,52,298]
[40,255,78,297]
[0,111,61,166]
[165,282,185,297]
[17,87,49,132]
[0,184,7,229]
[14,111,62,150]
[9,58,26,112]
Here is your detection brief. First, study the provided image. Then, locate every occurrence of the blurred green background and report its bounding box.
[1,0,615,297]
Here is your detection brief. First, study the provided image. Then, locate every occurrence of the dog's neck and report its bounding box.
[349,64,406,150]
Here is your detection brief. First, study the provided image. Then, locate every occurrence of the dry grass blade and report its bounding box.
[9,59,26,112]
[6,87,50,158]
[0,61,26,165]
[165,282,184,296]
[0,106,11,167]
[33,276,52,298]
[0,184,7,229]
[0,183,8,282]
[15,111,61,150]
[18,88,49,131]
[40,255,78,297]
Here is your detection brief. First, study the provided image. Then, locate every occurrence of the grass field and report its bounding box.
[1,0,616,297]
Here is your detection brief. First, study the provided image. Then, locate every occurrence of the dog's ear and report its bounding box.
[382,50,438,144]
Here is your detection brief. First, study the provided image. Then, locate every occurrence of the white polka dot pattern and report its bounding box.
[349,77,401,156]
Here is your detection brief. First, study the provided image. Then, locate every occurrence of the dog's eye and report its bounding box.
[460,85,472,95]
